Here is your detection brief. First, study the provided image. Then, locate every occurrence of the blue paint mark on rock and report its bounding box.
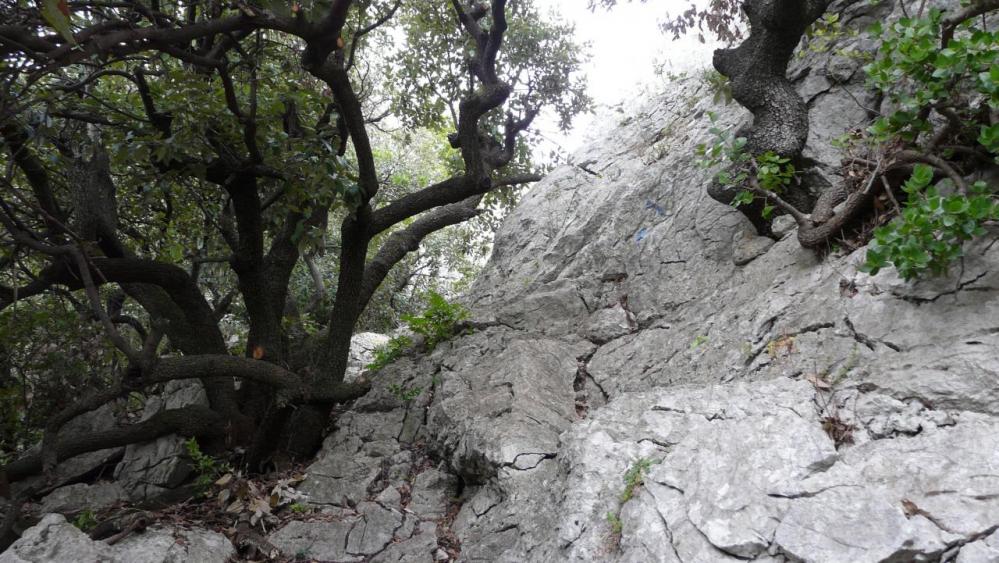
[635,227,649,244]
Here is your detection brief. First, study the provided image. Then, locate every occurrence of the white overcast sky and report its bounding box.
[531,0,719,156]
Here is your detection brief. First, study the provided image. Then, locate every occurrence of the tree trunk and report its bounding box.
[709,0,830,215]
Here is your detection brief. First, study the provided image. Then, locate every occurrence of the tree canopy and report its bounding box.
[591,0,744,43]
[0,0,589,508]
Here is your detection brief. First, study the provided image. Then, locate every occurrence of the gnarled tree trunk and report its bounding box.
[708,0,831,225]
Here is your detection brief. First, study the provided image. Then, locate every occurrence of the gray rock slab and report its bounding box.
[958,529,999,563]
[0,514,105,563]
[112,524,236,562]
[425,329,590,483]
[580,304,637,344]
[346,502,403,556]
[409,469,458,520]
[371,522,439,562]
[115,380,208,501]
[36,481,127,515]
[268,519,360,562]
[0,514,234,563]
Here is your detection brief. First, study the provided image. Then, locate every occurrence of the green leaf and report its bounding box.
[732,190,754,207]
[39,0,76,44]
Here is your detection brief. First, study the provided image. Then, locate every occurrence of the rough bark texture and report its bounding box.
[4,406,225,482]
[709,0,830,210]
[0,0,539,490]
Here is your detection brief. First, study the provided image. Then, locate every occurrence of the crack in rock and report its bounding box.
[890,271,991,304]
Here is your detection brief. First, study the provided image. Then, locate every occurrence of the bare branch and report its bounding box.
[895,149,969,194]
[942,0,999,46]
[346,0,402,71]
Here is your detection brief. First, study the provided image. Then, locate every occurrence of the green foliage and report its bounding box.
[701,69,733,105]
[979,123,999,156]
[755,152,795,192]
[858,9,999,279]
[606,511,623,535]
[865,10,999,145]
[695,112,749,170]
[387,383,423,402]
[72,509,98,532]
[862,168,998,279]
[183,437,230,495]
[800,12,860,57]
[366,335,414,373]
[365,291,468,373]
[401,291,469,352]
[696,113,795,217]
[0,297,118,463]
[289,502,309,514]
[388,1,590,144]
[620,458,656,503]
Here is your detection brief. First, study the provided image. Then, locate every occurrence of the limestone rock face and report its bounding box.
[290,0,999,560]
[114,380,208,501]
[8,0,996,560]
[34,482,127,516]
[0,514,234,563]
[345,332,392,383]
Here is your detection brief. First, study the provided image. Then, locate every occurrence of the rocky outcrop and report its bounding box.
[114,380,207,502]
[5,0,996,560]
[0,514,234,563]
[346,332,392,383]
[285,0,999,561]
[34,482,126,516]
[551,378,999,562]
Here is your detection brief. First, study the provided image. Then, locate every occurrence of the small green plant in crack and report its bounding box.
[606,510,623,535]
[365,335,413,373]
[806,347,861,449]
[365,291,468,373]
[387,383,423,402]
[829,346,860,387]
[605,457,658,542]
[72,509,98,532]
[289,502,309,514]
[620,458,656,503]
[690,334,709,350]
[184,437,230,496]
[403,291,469,352]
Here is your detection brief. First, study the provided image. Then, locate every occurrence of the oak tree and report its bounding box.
[0,0,587,510]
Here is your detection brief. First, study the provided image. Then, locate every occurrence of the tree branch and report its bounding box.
[361,196,483,305]
[5,405,226,482]
[895,149,969,194]
[941,0,999,46]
